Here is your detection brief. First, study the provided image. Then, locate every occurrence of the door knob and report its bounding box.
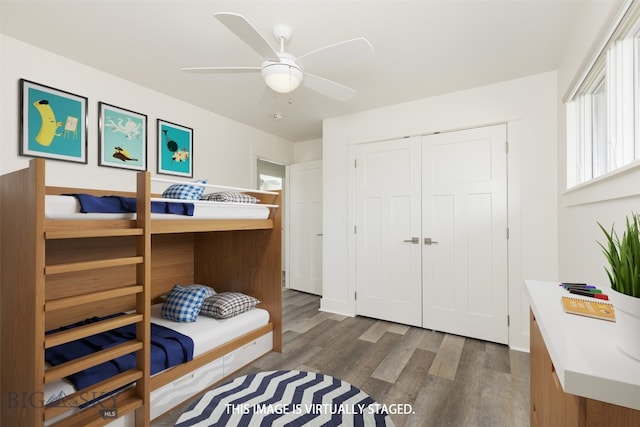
[424,237,439,245]
[403,237,419,244]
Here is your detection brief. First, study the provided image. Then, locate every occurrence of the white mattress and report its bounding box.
[44,305,270,407]
[149,303,269,358]
[44,195,270,220]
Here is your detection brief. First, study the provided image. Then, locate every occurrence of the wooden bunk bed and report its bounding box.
[0,158,282,427]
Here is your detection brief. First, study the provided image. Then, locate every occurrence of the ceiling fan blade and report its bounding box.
[303,73,356,102]
[181,66,261,74]
[214,12,279,60]
[297,37,374,71]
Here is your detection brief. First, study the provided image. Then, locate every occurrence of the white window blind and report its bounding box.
[606,37,635,171]
[565,0,640,188]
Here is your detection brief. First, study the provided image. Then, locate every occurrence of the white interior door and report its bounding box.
[422,124,508,344]
[355,137,422,327]
[288,161,323,295]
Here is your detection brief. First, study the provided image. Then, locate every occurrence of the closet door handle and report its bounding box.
[424,238,439,245]
[403,237,419,244]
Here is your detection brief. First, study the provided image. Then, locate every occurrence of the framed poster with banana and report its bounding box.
[19,79,88,163]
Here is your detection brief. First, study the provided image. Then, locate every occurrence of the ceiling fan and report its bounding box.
[182,12,374,101]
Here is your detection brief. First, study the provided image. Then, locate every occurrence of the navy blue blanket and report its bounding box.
[45,314,194,390]
[70,193,194,216]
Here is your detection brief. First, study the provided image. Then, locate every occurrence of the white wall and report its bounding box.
[0,35,294,190]
[322,71,558,351]
[294,138,322,163]
[557,1,634,286]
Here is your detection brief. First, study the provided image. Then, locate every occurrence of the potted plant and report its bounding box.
[599,213,640,361]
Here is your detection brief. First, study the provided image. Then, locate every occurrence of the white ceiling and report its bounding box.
[0,0,610,142]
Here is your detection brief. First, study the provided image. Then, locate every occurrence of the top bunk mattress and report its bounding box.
[44,194,270,220]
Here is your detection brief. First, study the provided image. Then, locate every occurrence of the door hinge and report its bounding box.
[354,225,357,234]
[507,315,510,327]
[505,141,509,154]
[354,159,357,168]
[355,291,357,300]
[506,227,509,239]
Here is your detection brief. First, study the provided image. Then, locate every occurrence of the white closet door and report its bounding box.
[355,137,422,327]
[422,124,508,344]
[288,161,323,295]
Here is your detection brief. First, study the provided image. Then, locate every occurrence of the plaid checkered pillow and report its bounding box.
[162,180,207,200]
[159,284,216,301]
[200,292,260,319]
[179,284,216,298]
[200,191,259,204]
[161,286,207,322]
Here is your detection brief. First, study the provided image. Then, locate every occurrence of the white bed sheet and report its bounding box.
[44,305,270,407]
[44,195,270,220]
[149,303,269,358]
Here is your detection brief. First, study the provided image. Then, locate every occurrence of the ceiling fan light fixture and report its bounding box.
[262,62,303,94]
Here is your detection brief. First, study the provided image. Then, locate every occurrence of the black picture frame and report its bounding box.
[19,79,88,164]
[98,102,148,171]
[157,119,193,177]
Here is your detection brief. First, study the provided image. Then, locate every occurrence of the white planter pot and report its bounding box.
[610,290,640,362]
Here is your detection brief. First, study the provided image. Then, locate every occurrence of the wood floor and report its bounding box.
[153,289,530,426]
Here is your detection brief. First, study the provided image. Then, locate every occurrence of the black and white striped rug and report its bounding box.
[175,370,396,426]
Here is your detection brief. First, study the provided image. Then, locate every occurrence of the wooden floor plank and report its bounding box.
[340,331,401,388]
[359,319,394,343]
[381,348,436,426]
[428,334,466,380]
[406,374,458,427]
[305,316,376,375]
[285,310,346,334]
[371,328,423,383]
[416,328,445,352]
[455,336,488,381]
[387,323,411,335]
[485,341,512,373]
[282,299,320,324]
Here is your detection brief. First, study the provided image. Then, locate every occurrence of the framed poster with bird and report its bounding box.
[20,79,88,164]
[157,119,193,177]
[98,102,147,171]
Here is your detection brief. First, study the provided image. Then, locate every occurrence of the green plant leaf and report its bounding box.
[598,214,640,297]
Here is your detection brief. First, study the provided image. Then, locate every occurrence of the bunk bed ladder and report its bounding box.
[39,166,152,427]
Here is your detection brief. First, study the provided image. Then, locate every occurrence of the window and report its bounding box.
[592,78,607,178]
[636,32,640,157]
[566,0,640,188]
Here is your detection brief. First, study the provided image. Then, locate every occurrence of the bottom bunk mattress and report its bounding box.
[148,303,270,358]
[44,304,270,420]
